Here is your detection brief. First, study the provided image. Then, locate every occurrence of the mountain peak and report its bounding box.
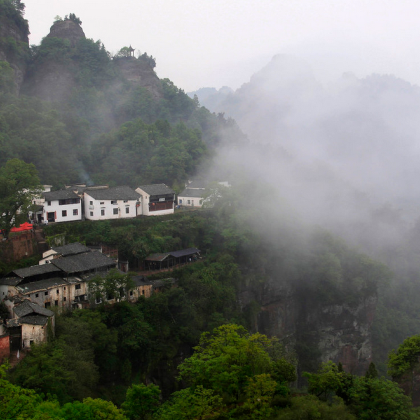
[47,19,85,47]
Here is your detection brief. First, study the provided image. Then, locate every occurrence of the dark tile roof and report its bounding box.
[0,277,22,286]
[145,248,200,261]
[187,180,207,189]
[6,319,20,328]
[51,251,116,274]
[44,189,80,201]
[170,248,200,258]
[152,278,176,288]
[137,184,174,196]
[144,253,170,262]
[17,278,69,294]
[84,186,140,201]
[20,315,49,326]
[14,301,54,318]
[132,275,153,286]
[179,188,205,198]
[52,243,91,257]
[12,264,61,279]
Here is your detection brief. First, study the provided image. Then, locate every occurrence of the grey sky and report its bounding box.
[25,0,420,91]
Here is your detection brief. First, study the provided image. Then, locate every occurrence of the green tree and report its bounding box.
[178,324,274,402]
[365,362,379,379]
[243,373,277,419]
[122,383,160,420]
[388,334,420,379]
[88,269,135,303]
[154,386,224,420]
[0,363,41,420]
[0,158,42,239]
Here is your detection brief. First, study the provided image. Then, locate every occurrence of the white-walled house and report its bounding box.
[135,184,175,216]
[178,180,230,208]
[43,190,82,223]
[178,189,205,207]
[84,186,140,221]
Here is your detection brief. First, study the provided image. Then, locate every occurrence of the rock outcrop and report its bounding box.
[113,57,163,100]
[240,271,376,378]
[47,19,85,47]
[0,15,29,94]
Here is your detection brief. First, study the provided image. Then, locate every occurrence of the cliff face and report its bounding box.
[113,57,163,100]
[0,15,29,94]
[240,271,375,377]
[21,20,84,102]
[47,19,85,47]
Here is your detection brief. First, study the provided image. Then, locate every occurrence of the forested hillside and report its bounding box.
[0,5,245,189]
[2,1,420,419]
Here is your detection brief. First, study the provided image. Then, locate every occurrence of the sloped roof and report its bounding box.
[0,277,22,286]
[14,301,54,318]
[179,188,205,198]
[132,275,153,286]
[17,278,69,294]
[170,248,200,258]
[12,264,61,279]
[44,189,80,201]
[145,248,200,261]
[137,184,174,196]
[20,315,49,326]
[187,180,207,189]
[52,243,90,257]
[51,251,116,274]
[85,186,140,201]
[144,253,170,262]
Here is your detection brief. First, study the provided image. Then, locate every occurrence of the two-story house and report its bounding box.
[135,184,175,216]
[43,190,82,223]
[84,186,140,220]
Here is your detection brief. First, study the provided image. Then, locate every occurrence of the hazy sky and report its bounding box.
[24,0,420,91]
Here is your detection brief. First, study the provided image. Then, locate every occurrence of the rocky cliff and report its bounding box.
[240,267,376,378]
[0,13,29,94]
[47,19,85,47]
[113,57,163,100]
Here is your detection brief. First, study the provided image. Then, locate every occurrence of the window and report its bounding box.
[54,300,58,306]
[187,200,191,204]
[62,210,67,217]
[45,302,51,308]
[130,290,133,296]
[113,208,118,215]
[142,290,145,295]
[64,287,66,290]
[124,200,128,203]
[90,201,93,205]
[48,201,51,206]
[75,284,81,290]
[90,211,93,216]
[100,202,104,205]
[101,208,105,216]
[96,297,101,304]
[73,209,78,216]
[35,293,39,298]
[126,207,129,214]
[45,291,48,296]
[64,297,66,301]
[111,200,117,205]
[56,289,59,294]
[179,199,182,204]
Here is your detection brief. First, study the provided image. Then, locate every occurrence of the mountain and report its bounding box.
[0,9,246,188]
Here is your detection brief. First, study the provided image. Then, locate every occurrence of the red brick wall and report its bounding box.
[0,231,37,262]
[0,334,10,363]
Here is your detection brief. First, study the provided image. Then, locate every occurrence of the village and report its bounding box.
[0,179,223,364]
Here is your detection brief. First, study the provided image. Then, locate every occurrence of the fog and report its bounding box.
[195,55,420,258]
[25,0,420,92]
